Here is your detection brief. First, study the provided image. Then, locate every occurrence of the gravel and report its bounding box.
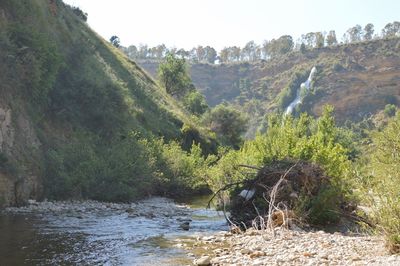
[194,228,400,266]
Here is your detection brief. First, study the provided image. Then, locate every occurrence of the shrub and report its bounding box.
[202,104,247,148]
[206,106,353,224]
[183,90,208,115]
[384,104,397,117]
[44,130,213,202]
[71,6,88,21]
[360,112,400,252]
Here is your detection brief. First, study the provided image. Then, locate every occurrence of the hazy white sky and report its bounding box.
[63,0,400,50]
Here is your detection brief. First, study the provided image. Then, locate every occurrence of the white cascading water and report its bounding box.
[285,66,317,115]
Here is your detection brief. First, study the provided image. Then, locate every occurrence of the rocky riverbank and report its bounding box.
[192,228,400,266]
[4,197,191,219]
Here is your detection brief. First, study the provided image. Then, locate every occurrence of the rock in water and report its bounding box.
[179,221,190,231]
[194,256,211,266]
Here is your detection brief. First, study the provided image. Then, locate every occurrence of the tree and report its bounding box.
[384,104,397,117]
[230,46,241,61]
[203,104,247,148]
[300,43,307,53]
[344,25,363,43]
[364,23,374,41]
[204,46,217,64]
[195,46,206,62]
[302,32,316,48]
[126,45,138,59]
[176,48,189,59]
[242,41,258,61]
[183,90,208,115]
[268,35,294,57]
[315,32,325,48]
[109,35,120,48]
[155,44,167,59]
[219,47,230,63]
[261,40,270,59]
[326,30,338,46]
[138,44,149,59]
[382,21,400,38]
[158,53,193,97]
[71,6,88,21]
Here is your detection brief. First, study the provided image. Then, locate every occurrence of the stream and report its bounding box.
[0,197,227,265]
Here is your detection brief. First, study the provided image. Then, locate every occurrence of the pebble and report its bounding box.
[194,255,211,266]
[191,228,400,266]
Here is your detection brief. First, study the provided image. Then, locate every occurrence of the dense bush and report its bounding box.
[202,104,247,148]
[206,106,354,224]
[44,131,213,202]
[358,112,400,252]
[183,90,209,115]
[384,104,397,117]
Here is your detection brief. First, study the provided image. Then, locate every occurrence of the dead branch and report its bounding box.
[207,180,245,209]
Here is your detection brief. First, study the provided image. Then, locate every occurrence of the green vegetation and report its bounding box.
[205,106,353,224]
[122,21,399,64]
[158,53,194,97]
[202,104,248,149]
[110,35,120,48]
[183,90,209,116]
[384,104,397,117]
[277,70,309,111]
[2,0,400,256]
[356,111,400,252]
[0,0,215,203]
[44,132,212,201]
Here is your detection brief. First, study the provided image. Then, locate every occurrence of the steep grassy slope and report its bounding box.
[0,0,213,206]
[139,38,400,123]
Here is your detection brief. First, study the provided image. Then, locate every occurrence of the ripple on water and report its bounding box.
[0,197,228,265]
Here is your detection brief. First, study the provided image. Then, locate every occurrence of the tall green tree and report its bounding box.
[363,23,374,41]
[315,32,325,48]
[204,46,217,64]
[158,53,193,97]
[344,24,363,43]
[382,21,400,38]
[183,90,208,115]
[326,30,338,46]
[202,104,247,148]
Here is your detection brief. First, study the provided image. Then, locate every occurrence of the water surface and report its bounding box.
[0,197,227,265]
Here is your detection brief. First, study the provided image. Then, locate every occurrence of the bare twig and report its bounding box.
[207,180,245,209]
[266,163,298,235]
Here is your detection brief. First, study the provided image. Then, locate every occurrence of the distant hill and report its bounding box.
[139,37,400,124]
[0,0,212,206]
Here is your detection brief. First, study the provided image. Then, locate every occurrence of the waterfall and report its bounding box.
[284,66,317,115]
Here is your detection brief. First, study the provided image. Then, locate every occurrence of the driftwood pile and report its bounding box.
[227,160,334,229]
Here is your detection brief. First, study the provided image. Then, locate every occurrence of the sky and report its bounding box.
[63,0,400,50]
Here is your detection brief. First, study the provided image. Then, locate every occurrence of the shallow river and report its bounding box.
[0,197,227,265]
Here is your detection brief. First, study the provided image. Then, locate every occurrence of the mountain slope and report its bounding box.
[0,0,211,206]
[139,37,400,123]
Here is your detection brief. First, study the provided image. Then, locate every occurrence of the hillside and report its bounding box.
[0,0,213,207]
[139,37,400,124]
